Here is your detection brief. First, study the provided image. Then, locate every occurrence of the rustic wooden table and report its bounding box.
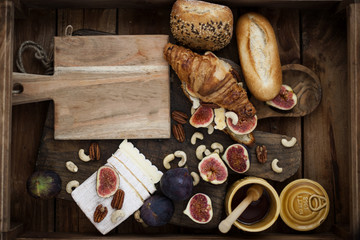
[1,0,359,239]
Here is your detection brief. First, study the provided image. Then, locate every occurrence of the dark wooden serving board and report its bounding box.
[35,68,301,229]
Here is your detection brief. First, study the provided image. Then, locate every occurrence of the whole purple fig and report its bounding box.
[140,194,174,226]
[26,170,62,199]
[160,168,193,201]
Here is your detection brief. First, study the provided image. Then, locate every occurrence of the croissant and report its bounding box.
[163,43,256,119]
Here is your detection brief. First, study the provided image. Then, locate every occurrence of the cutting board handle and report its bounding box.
[12,72,55,105]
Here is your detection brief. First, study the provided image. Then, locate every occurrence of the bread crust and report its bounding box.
[180,82,255,146]
[170,0,233,51]
[236,12,282,101]
[164,43,256,119]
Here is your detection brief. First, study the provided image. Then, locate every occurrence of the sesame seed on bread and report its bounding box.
[170,0,233,51]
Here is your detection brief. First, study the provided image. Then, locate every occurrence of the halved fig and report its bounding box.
[96,166,120,198]
[266,84,298,110]
[198,153,228,185]
[190,106,214,128]
[183,193,213,224]
[226,115,257,135]
[222,144,250,174]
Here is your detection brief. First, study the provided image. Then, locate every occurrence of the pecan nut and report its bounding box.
[171,111,188,124]
[93,204,108,223]
[111,189,125,209]
[172,123,185,143]
[256,145,267,164]
[89,142,100,161]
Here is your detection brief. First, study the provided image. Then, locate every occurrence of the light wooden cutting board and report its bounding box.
[12,35,170,140]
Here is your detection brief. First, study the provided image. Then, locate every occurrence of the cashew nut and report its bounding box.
[213,149,220,154]
[271,159,283,173]
[65,161,78,173]
[174,150,187,167]
[78,149,91,162]
[211,142,224,153]
[281,137,297,148]
[163,153,175,170]
[196,145,206,160]
[191,132,204,145]
[134,210,148,227]
[207,124,214,135]
[111,210,125,223]
[190,96,200,109]
[66,180,79,194]
[225,111,239,125]
[191,107,196,115]
[204,149,211,156]
[191,172,200,186]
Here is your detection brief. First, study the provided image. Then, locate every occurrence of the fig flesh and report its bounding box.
[183,193,213,224]
[26,170,62,199]
[198,153,228,185]
[222,144,250,174]
[189,106,214,128]
[160,168,193,201]
[226,114,257,135]
[266,84,298,110]
[140,193,174,227]
[96,166,119,198]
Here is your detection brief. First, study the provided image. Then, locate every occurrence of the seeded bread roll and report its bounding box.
[170,0,233,51]
[236,12,282,101]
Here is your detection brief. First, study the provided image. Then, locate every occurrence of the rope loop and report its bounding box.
[15,40,54,75]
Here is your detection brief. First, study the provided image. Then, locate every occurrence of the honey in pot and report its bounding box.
[230,184,271,225]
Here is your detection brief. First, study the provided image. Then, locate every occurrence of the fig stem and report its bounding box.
[218,185,263,234]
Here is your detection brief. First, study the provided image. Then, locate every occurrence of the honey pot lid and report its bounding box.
[279,178,330,231]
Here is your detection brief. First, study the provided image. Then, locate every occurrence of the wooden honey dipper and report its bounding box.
[218,184,264,233]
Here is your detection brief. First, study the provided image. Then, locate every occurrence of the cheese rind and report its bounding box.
[72,139,160,235]
[119,139,163,183]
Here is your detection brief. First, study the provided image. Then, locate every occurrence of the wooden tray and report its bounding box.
[1,1,359,240]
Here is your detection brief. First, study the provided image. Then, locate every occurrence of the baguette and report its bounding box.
[236,12,282,101]
[170,0,233,51]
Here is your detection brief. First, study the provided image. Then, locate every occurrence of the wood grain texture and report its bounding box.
[348,3,360,239]
[240,12,303,234]
[35,72,301,232]
[14,232,341,240]
[253,8,302,159]
[0,223,23,240]
[246,131,301,182]
[302,8,349,233]
[55,8,117,234]
[240,8,303,233]
[54,35,168,68]
[253,64,322,119]
[12,35,171,140]
[226,59,321,119]
[11,8,56,233]
[116,8,184,235]
[0,0,13,233]
[18,0,341,9]
[6,4,357,239]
